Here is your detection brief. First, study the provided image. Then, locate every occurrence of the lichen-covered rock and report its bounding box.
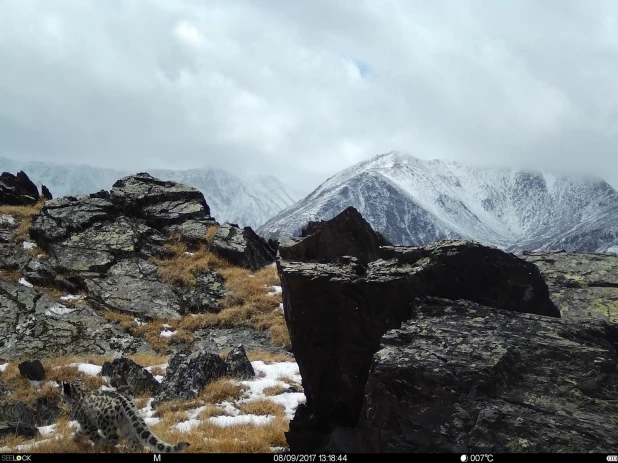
[101,357,160,396]
[358,297,618,453]
[0,171,40,206]
[172,269,226,313]
[211,223,275,271]
[110,173,213,230]
[224,345,254,379]
[0,400,35,427]
[84,259,182,320]
[153,349,227,405]
[523,251,618,322]
[17,360,45,381]
[0,280,153,360]
[163,218,219,250]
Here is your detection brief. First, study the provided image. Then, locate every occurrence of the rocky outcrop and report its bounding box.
[280,206,384,263]
[0,171,40,206]
[0,280,153,360]
[522,251,618,323]
[172,269,225,314]
[101,357,160,396]
[153,349,227,405]
[279,208,569,452]
[211,223,276,271]
[25,173,224,320]
[358,297,618,453]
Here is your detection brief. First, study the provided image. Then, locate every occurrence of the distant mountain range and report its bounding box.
[0,157,300,229]
[258,152,618,254]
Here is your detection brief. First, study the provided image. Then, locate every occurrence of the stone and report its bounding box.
[35,397,61,426]
[41,185,53,200]
[279,206,384,264]
[357,298,618,453]
[224,345,254,380]
[211,223,276,271]
[173,269,226,314]
[101,357,160,396]
[0,400,35,427]
[153,350,227,405]
[17,359,45,381]
[0,171,39,206]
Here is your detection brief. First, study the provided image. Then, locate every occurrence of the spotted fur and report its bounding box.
[60,379,190,453]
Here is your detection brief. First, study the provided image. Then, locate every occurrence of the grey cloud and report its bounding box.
[0,0,616,194]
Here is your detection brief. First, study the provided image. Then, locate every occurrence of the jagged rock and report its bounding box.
[17,360,45,381]
[154,350,227,405]
[357,298,618,453]
[163,218,219,250]
[84,259,183,320]
[35,397,61,426]
[224,345,254,379]
[211,223,275,271]
[523,251,618,322]
[173,269,226,313]
[0,280,153,360]
[41,185,52,200]
[0,171,40,206]
[267,239,280,252]
[0,422,39,439]
[279,212,560,452]
[0,400,35,427]
[279,206,384,264]
[110,173,213,230]
[0,215,18,243]
[101,357,160,396]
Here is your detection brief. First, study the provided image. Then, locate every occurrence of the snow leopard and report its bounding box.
[60,379,190,453]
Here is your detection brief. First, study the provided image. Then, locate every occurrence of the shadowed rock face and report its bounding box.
[0,171,40,206]
[211,223,275,271]
[359,298,618,453]
[278,208,569,452]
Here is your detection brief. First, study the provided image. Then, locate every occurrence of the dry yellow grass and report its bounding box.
[102,312,185,354]
[263,385,288,396]
[197,404,232,419]
[0,199,46,242]
[246,351,294,363]
[0,268,22,282]
[238,399,286,417]
[125,353,169,368]
[199,378,247,404]
[153,399,204,417]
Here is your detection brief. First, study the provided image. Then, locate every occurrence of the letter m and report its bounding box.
[154,455,161,462]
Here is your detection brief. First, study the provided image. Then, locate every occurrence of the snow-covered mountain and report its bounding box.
[258,151,618,254]
[0,157,300,228]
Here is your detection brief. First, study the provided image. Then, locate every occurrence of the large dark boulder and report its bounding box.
[0,171,40,206]
[153,349,227,406]
[358,297,618,453]
[279,206,384,263]
[224,344,254,380]
[18,359,45,381]
[211,223,275,271]
[41,185,53,201]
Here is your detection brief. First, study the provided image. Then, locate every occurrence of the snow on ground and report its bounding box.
[60,294,83,301]
[0,214,16,225]
[160,330,177,338]
[39,425,56,436]
[22,241,36,250]
[267,285,282,296]
[18,277,33,287]
[209,415,274,427]
[0,363,8,373]
[44,303,75,316]
[69,363,103,376]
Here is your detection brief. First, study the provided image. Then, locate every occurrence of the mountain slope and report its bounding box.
[257,152,618,253]
[0,157,299,228]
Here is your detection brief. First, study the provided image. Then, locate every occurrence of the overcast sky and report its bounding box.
[1,0,617,194]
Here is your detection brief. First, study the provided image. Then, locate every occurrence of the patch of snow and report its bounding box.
[29,380,42,388]
[184,252,195,256]
[268,285,282,296]
[160,330,177,338]
[133,318,145,326]
[60,294,83,301]
[175,419,201,432]
[219,401,241,416]
[68,420,79,429]
[209,414,275,427]
[38,424,56,436]
[268,262,277,268]
[145,363,168,372]
[100,385,117,392]
[162,323,172,329]
[268,393,307,419]
[70,363,102,376]
[18,278,33,288]
[154,375,164,383]
[144,417,160,426]
[44,303,75,316]
[0,363,8,373]
[186,406,207,420]
[22,241,36,250]
[607,246,618,254]
[0,438,55,452]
